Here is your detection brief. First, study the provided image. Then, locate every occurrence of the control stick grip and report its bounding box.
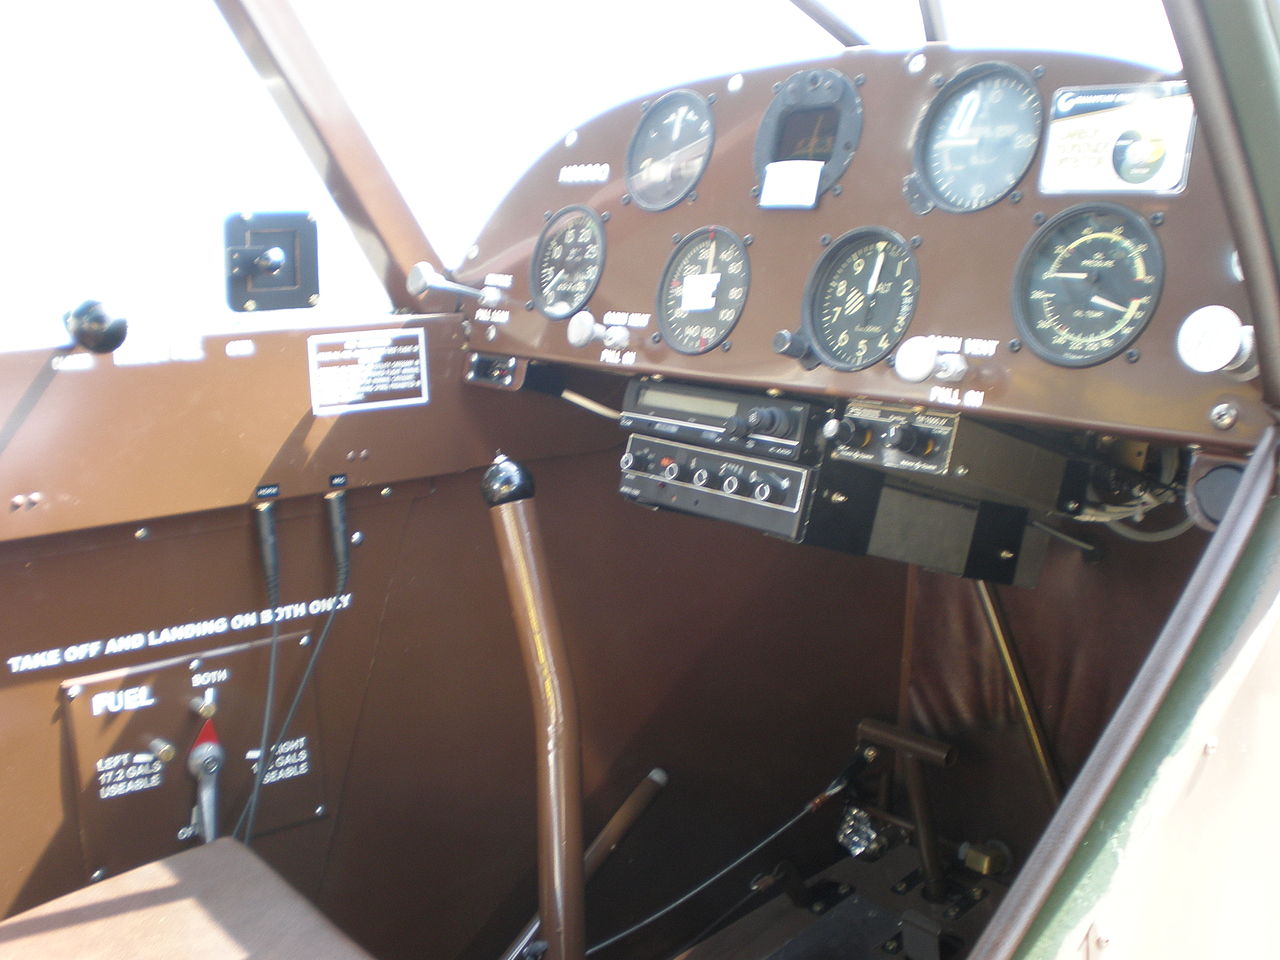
[482,454,585,960]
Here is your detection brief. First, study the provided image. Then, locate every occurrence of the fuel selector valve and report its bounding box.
[182,719,225,844]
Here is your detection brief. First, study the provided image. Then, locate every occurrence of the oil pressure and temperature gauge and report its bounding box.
[1013,203,1164,366]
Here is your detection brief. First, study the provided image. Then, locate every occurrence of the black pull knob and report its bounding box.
[64,301,127,354]
[746,406,791,437]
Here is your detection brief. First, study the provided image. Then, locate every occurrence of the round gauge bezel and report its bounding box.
[529,204,606,320]
[1012,202,1165,368]
[655,225,751,355]
[753,69,863,202]
[912,61,1044,214]
[625,89,716,213]
[802,227,920,372]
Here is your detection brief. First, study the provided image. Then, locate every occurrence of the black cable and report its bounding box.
[584,776,846,956]
[241,500,281,845]
[233,491,351,841]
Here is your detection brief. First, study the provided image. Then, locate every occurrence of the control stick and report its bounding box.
[483,454,585,960]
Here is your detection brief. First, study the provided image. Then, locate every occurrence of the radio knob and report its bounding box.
[746,406,791,437]
[661,461,687,482]
[822,417,872,448]
[752,480,785,504]
[720,475,741,496]
[724,414,750,439]
[692,468,710,487]
[884,424,931,456]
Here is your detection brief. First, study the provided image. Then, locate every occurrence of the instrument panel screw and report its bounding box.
[773,82,783,93]
[1125,349,1140,363]
[954,465,969,477]
[931,74,945,86]
[299,635,311,647]
[243,300,257,312]
[820,234,832,246]
[525,300,534,311]
[135,527,149,540]
[307,294,319,306]
[721,341,732,352]
[1033,65,1046,78]
[686,192,697,203]
[1009,190,1022,204]
[67,685,83,700]
[601,211,611,222]
[190,660,202,671]
[1009,339,1022,352]
[350,531,364,546]
[1150,211,1165,226]
[381,487,393,498]
[9,495,26,511]
[855,74,866,86]
[1209,402,1238,430]
[882,937,902,953]
[1065,500,1081,512]
[90,869,106,883]
[751,186,761,198]
[910,235,923,248]
[1032,212,1046,225]
[672,234,682,245]
[651,333,661,344]
[621,194,631,205]
[314,805,326,817]
[707,93,717,105]
[833,184,843,197]
[1000,550,1016,560]
[863,745,879,762]
[744,235,754,245]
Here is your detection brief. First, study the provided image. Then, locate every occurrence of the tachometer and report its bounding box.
[914,62,1043,213]
[625,90,714,212]
[803,228,919,371]
[531,205,605,319]
[656,226,750,354]
[1013,203,1163,366]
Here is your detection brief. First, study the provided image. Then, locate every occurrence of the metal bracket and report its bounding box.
[225,212,318,312]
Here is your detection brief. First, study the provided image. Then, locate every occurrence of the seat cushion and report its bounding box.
[0,838,374,959]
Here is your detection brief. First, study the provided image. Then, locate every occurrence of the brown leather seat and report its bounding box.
[0,838,374,959]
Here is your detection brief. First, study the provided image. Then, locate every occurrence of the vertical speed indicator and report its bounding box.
[531,205,606,320]
[656,226,750,354]
[802,228,919,371]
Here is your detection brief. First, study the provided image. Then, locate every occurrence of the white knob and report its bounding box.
[894,336,938,383]
[1177,305,1256,376]
[935,352,969,382]
[567,311,630,349]
[566,311,599,347]
[602,325,630,350]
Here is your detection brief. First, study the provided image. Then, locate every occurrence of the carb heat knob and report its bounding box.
[746,406,791,437]
[884,423,931,456]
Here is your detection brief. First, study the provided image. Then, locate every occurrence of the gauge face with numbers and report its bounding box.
[626,90,714,212]
[657,226,750,354]
[530,205,605,319]
[1013,203,1163,366]
[916,62,1043,213]
[803,228,919,371]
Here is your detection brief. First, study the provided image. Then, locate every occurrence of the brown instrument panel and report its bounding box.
[457,46,1265,449]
